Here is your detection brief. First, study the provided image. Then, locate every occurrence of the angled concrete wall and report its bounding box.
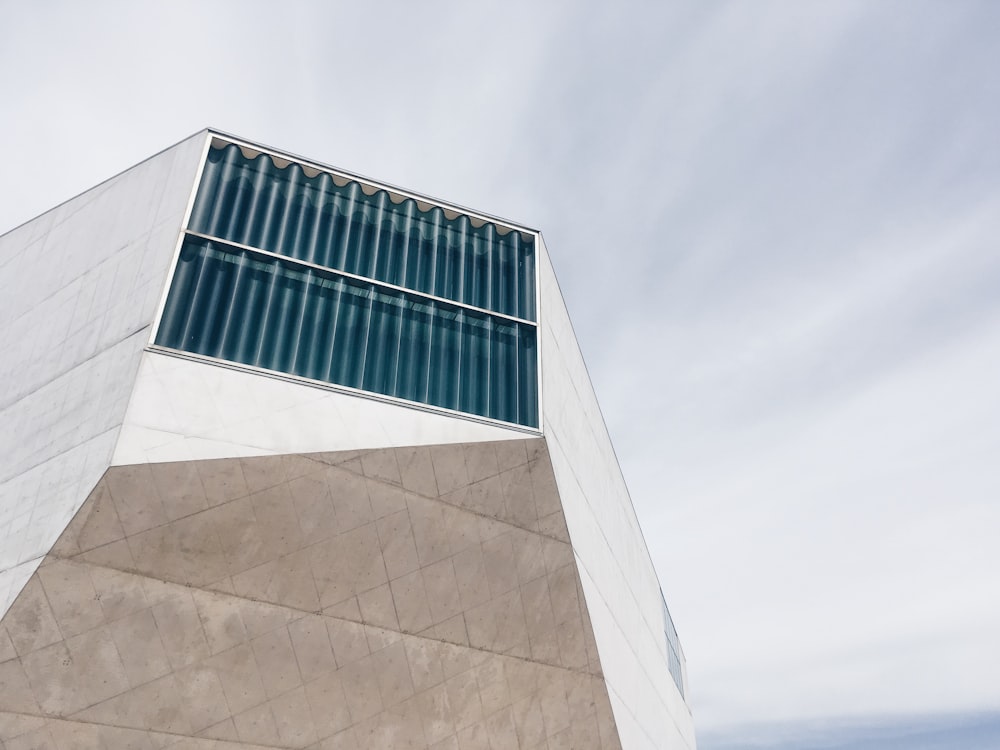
[0,440,622,749]
[0,133,207,618]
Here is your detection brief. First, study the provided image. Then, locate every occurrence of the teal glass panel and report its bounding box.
[156,238,538,427]
[190,144,536,321]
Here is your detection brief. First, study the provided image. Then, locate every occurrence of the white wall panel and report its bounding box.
[112,350,531,465]
[0,559,40,629]
[537,237,696,749]
[0,132,207,619]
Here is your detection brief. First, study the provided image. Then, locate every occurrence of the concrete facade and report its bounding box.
[0,131,694,749]
[1,441,620,749]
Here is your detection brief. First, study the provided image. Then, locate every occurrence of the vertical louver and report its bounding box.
[155,140,539,428]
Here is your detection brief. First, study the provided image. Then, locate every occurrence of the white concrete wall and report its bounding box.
[113,350,532,464]
[0,132,207,617]
[537,237,696,750]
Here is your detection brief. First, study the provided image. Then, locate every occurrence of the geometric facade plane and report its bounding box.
[1,441,620,749]
[0,130,695,749]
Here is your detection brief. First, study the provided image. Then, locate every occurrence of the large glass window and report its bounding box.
[189,144,536,321]
[155,140,539,428]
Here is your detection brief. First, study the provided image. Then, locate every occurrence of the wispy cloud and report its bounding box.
[2,1,999,745]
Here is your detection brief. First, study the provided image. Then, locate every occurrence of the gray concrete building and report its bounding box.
[0,130,695,749]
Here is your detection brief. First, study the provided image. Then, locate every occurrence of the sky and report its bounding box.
[2,2,999,748]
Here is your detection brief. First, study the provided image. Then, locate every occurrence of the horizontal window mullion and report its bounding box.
[183,229,538,329]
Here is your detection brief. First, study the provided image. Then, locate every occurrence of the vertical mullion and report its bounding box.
[515,321,524,426]
[197,247,236,358]
[388,289,405,398]
[430,209,442,299]
[369,191,385,281]
[357,285,375,389]
[217,251,249,363]
[322,279,344,384]
[287,266,314,378]
[251,254,282,369]
[485,314,492,420]
[176,241,215,351]
[422,299,435,406]
[336,184,360,272]
[451,312,465,418]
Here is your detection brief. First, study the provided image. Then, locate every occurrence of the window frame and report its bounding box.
[148,131,543,433]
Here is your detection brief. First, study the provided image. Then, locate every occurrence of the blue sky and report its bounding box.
[2,2,998,747]
[701,713,1000,750]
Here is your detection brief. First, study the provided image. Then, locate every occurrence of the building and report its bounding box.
[0,130,695,749]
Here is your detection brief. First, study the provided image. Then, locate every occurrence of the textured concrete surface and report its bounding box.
[0,439,621,749]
